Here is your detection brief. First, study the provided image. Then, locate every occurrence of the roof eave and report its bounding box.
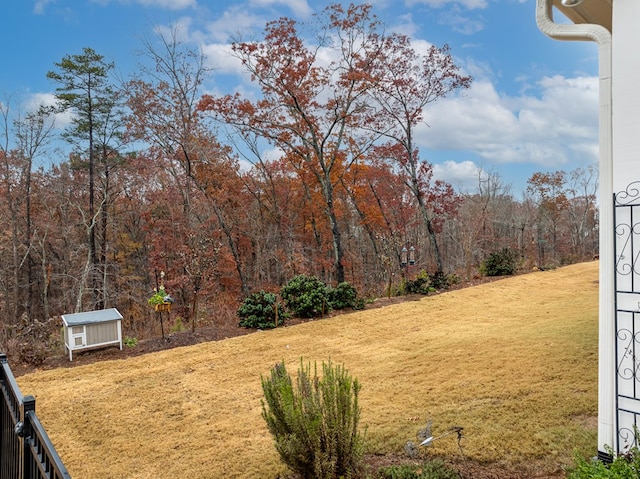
[553,0,612,33]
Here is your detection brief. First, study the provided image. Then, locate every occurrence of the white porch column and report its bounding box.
[535,0,614,457]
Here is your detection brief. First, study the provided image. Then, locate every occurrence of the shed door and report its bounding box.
[71,325,86,348]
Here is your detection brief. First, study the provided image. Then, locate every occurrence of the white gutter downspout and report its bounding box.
[536,0,614,459]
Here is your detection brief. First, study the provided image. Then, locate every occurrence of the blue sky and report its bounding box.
[0,0,599,195]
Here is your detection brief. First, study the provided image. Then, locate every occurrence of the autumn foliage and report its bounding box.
[0,3,598,355]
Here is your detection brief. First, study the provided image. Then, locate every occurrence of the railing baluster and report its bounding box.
[0,354,71,479]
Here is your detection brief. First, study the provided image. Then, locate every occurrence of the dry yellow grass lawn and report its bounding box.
[18,261,599,478]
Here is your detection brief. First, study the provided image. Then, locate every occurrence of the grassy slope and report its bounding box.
[18,261,599,478]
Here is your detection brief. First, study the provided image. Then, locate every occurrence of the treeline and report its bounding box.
[0,4,598,340]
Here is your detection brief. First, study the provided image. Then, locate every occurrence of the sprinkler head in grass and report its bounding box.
[419,425,464,447]
[404,440,419,458]
[419,425,468,470]
[419,436,434,446]
[414,423,468,477]
[416,418,432,443]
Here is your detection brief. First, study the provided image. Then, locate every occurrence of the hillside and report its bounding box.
[17,261,600,478]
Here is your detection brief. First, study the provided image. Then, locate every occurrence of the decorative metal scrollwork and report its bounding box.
[615,223,640,277]
[616,328,640,381]
[616,181,640,206]
[615,184,640,278]
[615,182,640,454]
[618,426,638,451]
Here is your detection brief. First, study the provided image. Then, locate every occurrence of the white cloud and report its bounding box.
[433,160,482,191]
[33,0,54,14]
[201,43,244,75]
[367,0,394,7]
[204,7,266,43]
[248,0,312,18]
[145,0,196,8]
[238,158,254,172]
[418,73,599,169]
[386,13,419,37]
[410,38,437,57]
[406,0,489,9]
[26,92,74,130]
[438,7,485,34]
[153,16,198,43]
[263,146,284,162]
[92,0,198,10]
[25,92,57,110]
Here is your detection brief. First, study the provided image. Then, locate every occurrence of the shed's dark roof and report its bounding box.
[62,308,123,326]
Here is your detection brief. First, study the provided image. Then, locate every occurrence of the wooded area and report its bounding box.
[0,4,598,344]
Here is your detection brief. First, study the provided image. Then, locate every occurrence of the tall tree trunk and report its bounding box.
[212,202,250,296]
[89,128,99,309]
[25,162,34,320]
[76,244,92,313]
[40,236,50,322]
[327,202,345,284]
[99,151,109,309]
[411,176,444,275]
[323,176,345,284]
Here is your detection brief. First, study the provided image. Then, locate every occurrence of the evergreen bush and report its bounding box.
[237,290,287,329]
[429,271,455,290]
[327,281,358,310]
[261,359,364,479]
[402,270,458,295]
[353,297,366,310]
[281,274,329,318]
[482,248,517,276]
[404,271,433,295]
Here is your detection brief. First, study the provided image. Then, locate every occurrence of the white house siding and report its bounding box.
[612,0,640,191]
[609,0,640,456]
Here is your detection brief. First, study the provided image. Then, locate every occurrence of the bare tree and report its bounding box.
[366,36,471,274]
[0,98,55,321]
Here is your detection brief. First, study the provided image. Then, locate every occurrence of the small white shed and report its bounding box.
[62,308,123,361]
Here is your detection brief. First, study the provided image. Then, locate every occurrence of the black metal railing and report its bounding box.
[0,354,71,479]
[614,181,640,454]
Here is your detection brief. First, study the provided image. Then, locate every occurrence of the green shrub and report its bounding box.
[261,359,364,479]
[568,447,640,478]
[376,459,459,479]
[281,274,329,318]
[170,317,185,333]
[402,270,458,295]
[446,272,460,287]
[327,281,358,310]
[238,291,288,329]
[482,248,517,276]
[124,336,138,347]
[428,271,456,290]
[404,271,434,295]
[353,297,367,310]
